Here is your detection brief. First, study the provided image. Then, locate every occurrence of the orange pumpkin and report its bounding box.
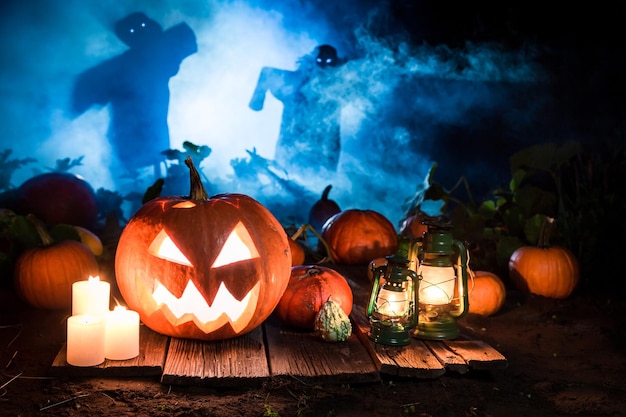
[289,238,306,266]
[275,265,353,329]
[115,158,291,341]
[13,216,99,309]
[468,270,506,316]
[321,209,398,265]
[509,217,579,299]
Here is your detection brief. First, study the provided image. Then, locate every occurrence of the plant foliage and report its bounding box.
[404,138,626,294]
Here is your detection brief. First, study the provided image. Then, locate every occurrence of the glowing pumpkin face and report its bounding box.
[115,193,292,341]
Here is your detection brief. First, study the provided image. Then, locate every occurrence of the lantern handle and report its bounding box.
[366,266,384,317]
[451,239,470,319]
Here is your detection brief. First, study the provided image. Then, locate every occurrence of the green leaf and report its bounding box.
[524,214,547,246]
[478,200,497,218]
[509,168,527,192]
[6,215,40,250]
[49,224,81,243]
[514,186,557,217]
[495,196,510,210]
[496,236,525,269]
[554,141,581,168]
[424,183,447,201]
[510,143,557,173]
[501,205,525,237]
[462,213,486,243]
[425,161,438,185]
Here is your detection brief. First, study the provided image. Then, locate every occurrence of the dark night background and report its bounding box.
[1,1,624,239]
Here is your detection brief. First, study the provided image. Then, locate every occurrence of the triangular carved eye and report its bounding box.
[149,229,193,266]
[212,221,260,268]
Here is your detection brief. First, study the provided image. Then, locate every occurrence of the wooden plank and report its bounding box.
[263,316,380,384]
[444,340,508,370]
[49,325,169,377]
[160,326,269,386]
[350,304,446,379]
[389,339,447,378]
[424,341,469,374]
[345,267,506,377]
[353,335,404,376]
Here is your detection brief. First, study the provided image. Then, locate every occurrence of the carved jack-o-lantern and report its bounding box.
[115,158,292,341]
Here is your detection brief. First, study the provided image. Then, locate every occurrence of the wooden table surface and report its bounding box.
[50,265,507,386]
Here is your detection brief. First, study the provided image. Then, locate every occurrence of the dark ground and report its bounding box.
[1,277,625,417]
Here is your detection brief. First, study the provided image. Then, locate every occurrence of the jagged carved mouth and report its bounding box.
[152,279,260,334]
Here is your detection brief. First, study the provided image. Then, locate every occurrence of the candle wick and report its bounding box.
[112,295,122,307]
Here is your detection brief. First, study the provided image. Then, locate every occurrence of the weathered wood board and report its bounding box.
[441,339,508,370]
[49,325,168,378]
[350,304,507,377]
[424,340,469,374]
[263,315,380,384]
[160,326,269,387]
[49,265,507,384]
[351,304,446,378]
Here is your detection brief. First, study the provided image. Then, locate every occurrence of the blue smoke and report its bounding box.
[0,0,561,226]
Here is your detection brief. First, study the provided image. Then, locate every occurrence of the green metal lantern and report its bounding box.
[413,224,469,340]
[367,254,418,346]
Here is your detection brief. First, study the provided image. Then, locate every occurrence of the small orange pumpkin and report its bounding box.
[13,216,99,309]
[468,270,506,316]
[321,209,398,265]
[509,217,579,299]
[289,238,306,266]
[275,265,353,329]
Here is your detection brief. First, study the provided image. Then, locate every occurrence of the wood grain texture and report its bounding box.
[49,325,168,377]
[161,326,269,386]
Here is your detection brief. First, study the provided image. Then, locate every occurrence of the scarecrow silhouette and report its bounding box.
[249,45,344,177]
[71,12,197,177]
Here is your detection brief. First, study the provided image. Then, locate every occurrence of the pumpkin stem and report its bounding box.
[185,156,209,201]
[291,224,335,264]
[26,214,54,247]
[304,266,323,277]
[321,184,332,201]
[537,216,555,248]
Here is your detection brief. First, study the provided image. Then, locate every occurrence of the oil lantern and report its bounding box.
[413,223,469,340]
[367,254,418,346]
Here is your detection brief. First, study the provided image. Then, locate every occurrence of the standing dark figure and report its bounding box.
[249,45,344,177]
[71,12,197,178]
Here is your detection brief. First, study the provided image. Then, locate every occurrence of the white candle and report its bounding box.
[105,306,140,360]
[66,315,105,366]
[72,276,110,317]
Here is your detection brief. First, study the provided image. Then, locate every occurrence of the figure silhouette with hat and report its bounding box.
[71,12,197,179]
